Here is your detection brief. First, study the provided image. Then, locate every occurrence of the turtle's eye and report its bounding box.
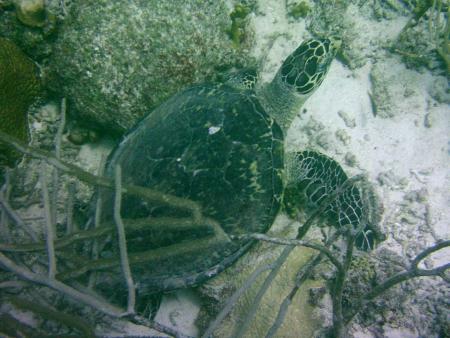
[280,38,337,95]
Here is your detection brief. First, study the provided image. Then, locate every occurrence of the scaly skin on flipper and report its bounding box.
[284,151,383,250]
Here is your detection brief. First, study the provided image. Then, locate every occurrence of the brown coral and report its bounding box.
[0,37,41,167]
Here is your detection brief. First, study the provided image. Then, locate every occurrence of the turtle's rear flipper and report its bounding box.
[284,150,384,251]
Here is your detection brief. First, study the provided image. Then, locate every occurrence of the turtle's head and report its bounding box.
[278,37,340,95]
[260,38,340,132]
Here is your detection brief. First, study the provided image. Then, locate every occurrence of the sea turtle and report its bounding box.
[93,38,380,295]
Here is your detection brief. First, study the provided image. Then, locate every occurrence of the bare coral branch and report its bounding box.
[265,231,342,338]
[0,193,38,242]
[234,245,294,338]
[0,251,124,317]
[226,174,366,338]
[344,240,450,325]
[113,164,135,315]
[265,253,324,338]
[40,167,57,279]
[237,233,343,271]
[88,153,107,288]
[0,217,206,253]
[7,295,96,338]
[201,262,275,338]
[411,239,450,267]
[0,130,202,219]
[65,181,75,235]
[51,98,67,226]
[330,235,355,338]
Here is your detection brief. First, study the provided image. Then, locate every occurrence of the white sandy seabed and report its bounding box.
[148,2,450,338]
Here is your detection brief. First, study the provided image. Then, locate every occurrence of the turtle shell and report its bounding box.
[102,83,284,292]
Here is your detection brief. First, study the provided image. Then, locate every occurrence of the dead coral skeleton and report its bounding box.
[202,191,450,337]
[0,100,198,337]
[393,0,450,74]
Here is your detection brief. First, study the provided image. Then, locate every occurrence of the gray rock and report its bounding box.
[337,110,356,128]
[369,63,395,118]
[48,0,253,133]
[428,76,450,104]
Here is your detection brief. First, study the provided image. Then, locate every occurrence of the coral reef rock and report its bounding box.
[0,37,41,167]
[48,0,253,133]
[14,0,46,28]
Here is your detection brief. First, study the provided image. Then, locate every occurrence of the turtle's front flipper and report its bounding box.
[284,150,383,250]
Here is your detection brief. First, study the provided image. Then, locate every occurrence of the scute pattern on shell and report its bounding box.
[100,83,284,291]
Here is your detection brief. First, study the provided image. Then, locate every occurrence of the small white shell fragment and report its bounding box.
[208,126,221,135]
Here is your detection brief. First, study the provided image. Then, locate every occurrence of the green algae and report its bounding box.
[0,37,40,167]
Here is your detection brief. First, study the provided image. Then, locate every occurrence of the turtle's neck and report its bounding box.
[257,76,310,135]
